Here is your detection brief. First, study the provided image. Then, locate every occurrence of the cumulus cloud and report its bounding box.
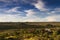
[5,7,26,17]
[44,15,60,22]
[25,9,36,16]
[22,0,47,11]
[0,14,24,22]
[0,7,40,22]
[47,8,60,15]
[23,8,60,22]
[0,6,60,22]
[54,8,60,12]
[23,9,40,22]
[0,10,60,22]
[0,0,60,22]
[6,7,20,13]
[0,7,25,22]
[45,16,56,22]
[32,0,48,11]
[0,0,48,11]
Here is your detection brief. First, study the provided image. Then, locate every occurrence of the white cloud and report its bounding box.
[45,16,56,22]
[0,7,25,22]
[32,0,47,11]
[0,6,60,22]
[24,9,40,22]
[0,0,58,22]
[24,17,39,22]
[7,8,60,22]
[6,7,20,13]
[54,8,60,11]
[0,12,60,22]
[47,11,55,15]
[5,7,25,16]
[47,8,60,15]
[0,14,44,22]
[25,9,36,16]
[45,15,60,22]
[0,14,24,22]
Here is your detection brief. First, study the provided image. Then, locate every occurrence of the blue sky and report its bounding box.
[0,0,60,22]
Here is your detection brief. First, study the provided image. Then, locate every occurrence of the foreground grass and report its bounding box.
[0,28,60,40]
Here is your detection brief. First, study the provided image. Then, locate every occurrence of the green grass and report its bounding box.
[0,27,60,40]
[0,22,60,40]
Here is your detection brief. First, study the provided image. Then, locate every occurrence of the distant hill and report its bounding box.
[0,22,60,30]
[25,22,60,26]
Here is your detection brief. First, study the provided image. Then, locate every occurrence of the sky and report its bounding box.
[0,0,60,22]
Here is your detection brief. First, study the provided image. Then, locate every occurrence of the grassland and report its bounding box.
[0,22,60,40]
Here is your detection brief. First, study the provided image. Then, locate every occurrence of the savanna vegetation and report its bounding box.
[0,22,60,40]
